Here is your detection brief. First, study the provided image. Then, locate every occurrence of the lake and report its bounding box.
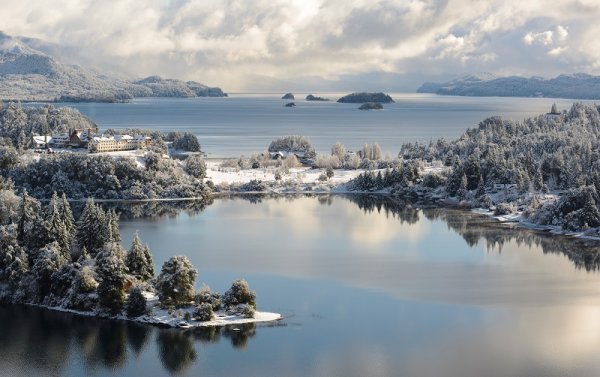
[2,195,600,377]
[49,93,585,157]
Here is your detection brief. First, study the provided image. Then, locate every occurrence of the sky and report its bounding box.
[1,0,599,91]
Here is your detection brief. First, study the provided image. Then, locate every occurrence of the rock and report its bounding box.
[284,102,296,107]
[358,102,383,110]
[282,93,295,100]
[306,94,329,101]
[337,92,394,103]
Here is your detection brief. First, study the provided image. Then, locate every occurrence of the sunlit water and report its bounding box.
[44,93,587,157]
[2,196,600,377]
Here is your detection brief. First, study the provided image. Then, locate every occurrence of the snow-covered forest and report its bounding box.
[0,192,259,323]
[349,103,600,233]
[0,103,209,199]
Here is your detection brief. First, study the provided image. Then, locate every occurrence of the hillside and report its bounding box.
[417,73,600,100]
[0,32,226,102]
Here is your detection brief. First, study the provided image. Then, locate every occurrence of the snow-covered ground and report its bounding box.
[205,159,365,186]
[30,290,282,330]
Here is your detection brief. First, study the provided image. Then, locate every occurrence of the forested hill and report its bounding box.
[0,32,226,102]
[417,73,600,100]
[351,103,600,232]
[399,102,600,194]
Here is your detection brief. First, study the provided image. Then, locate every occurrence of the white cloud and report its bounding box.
[0,1,598,90]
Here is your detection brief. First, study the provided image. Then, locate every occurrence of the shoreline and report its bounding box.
[25,301,283,329]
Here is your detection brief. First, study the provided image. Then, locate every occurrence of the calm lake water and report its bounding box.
[48,93,585,157]
[2,196,600,377]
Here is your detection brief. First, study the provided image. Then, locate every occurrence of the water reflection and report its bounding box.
[348,194,600,271]
[0,305,260,376]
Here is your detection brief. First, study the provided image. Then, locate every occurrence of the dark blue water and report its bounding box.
[2,196,599,377]
[47,94,584,157]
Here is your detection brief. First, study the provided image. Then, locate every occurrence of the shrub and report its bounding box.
[239,303,255,319]
[238,180,266,192]
[326,167,334,180]
[222,279,256,309]
[194,302,215,321]
[494,203,516,216]
[195,285,222,310]
[268,136,316,158]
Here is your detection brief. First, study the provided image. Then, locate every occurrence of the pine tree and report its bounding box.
[32,242,66,301]
[155,256,197,307]
[125,232,154,281]
[58,193,75,240]
[17,191,42,249]
[125,285,147,317]
[107,209,121,243]
[96,242,127,314]
[45,192,71,259]
[75,199,108,257]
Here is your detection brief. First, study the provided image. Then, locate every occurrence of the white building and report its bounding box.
[88,134,150,153]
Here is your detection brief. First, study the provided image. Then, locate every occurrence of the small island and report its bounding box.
[284,102,296,107]
[337,92,394,103]
[282,93,295,100]
[358,102,383,110]
[306,94,329,101]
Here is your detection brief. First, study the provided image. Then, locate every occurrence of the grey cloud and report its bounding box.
[0,0,599,91]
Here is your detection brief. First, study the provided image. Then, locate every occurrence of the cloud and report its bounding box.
[0,1,598,90]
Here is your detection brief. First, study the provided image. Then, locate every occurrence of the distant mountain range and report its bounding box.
[0,32,226,102]
[417,73,600,100]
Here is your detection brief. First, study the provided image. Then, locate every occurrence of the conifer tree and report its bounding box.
[125,285,147,317]
[96,242,127,314]
[155,256,197,307]
[125,232,154,281]
[45,192,71,258]
[75,199,108,257]
[59,193,75,240]
[107,209,121,243]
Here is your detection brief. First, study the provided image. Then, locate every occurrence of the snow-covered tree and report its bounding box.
[125,231,154,281]
[222,279,256,310]
[155,255,197,307]
[75,199,108,256]
[107,209,121,243]
[31,242,66,301]
[193,302,214,321]
[96,242,128,314]
[184,155,207,179]
[125,285,147,317]
[44,192,72,258]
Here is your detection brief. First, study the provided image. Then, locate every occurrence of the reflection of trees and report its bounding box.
[127,322,152,356]
[222,323,257,349]
[345,195,600,272]
[157,329,197,374]
[69,199,212,220]
[0,305,155,375]
[344,195,420,225]
[193,326,221,344]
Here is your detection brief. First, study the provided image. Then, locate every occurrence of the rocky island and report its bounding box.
[306,94,329,101]
[337,92,394,103]
[282,93,294,99]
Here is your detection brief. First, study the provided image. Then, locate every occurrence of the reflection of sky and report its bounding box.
[3,196,600,377]
[120,196,600,307]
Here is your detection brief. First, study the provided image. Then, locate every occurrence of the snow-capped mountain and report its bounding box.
[0,32,226,102]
